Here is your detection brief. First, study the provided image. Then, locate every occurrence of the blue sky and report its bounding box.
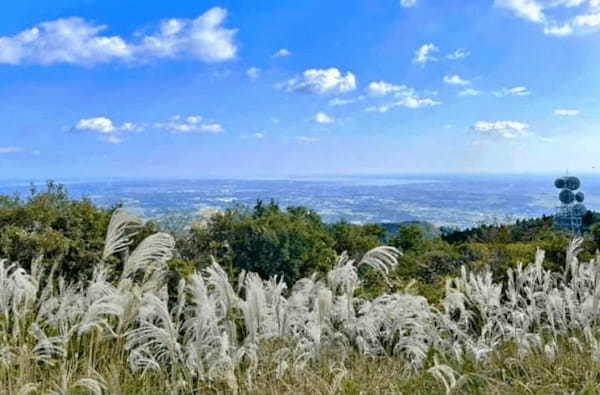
[1,0,600,179]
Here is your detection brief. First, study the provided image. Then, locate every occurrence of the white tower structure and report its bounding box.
[554,176,586,234]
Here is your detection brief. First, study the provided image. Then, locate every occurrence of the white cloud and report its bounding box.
[366,86,440,112]
[76,117,117,134]
[280,68,357,95]
[136,8,237,62]
[246,67,260,80]
[495,0,600,35]
[0,146,21,154]
[272,48,291,57]
[156,115,224,134]
[396,97,440,109]
[400,0,418,7]
[447,49,470,60]
[471,121,531,138]
[0,7,237,65]
[493,86,531,96]
[574,12,600,26]
[313,112,334,124]
[544,24,574,35]
[496,0,545,22]
[296,136,319,143]
[554,108,580,115]
[120,122,139,131]
[0,18,131,65]
[73,116,142,143]
[443,74,471,86]
[413,43,438,65]
[73,114,223,143]
[458,88,482,96]
[368,81,405,96]
[328,96,364,106]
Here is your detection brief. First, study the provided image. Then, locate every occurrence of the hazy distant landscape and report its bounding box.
[2,173,598,228]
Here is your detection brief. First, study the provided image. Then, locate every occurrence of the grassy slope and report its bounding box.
[2,337,600,393]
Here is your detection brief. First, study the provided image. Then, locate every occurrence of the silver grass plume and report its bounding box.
[119,232,175,284]
[102,208,143,261]
[427,357,467,394]
[357,246,401,275]
[126,293,184,371]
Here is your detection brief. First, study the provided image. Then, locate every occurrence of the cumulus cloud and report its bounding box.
[73,114,224,143]
[413,43,438,65]
[280,68,357,95]
[272,48,291,57]
[366,85,440,112]
[156,115,224,134]
[0,7,237,66]
[75,117,142,134]
[496,0,545,22]
[554,108,580,115]
[313,112,334,124]
[447,49,470,60]
[76,117,118,134]
[495,0,600,35]
[368,81,405,96]
[400,0,418,7]
[443,74,471,86]
[73,117,142,143]
[544,24,574,35]
[328,96,364,106]
[123,7,237,63]
[246,67,261,80]
[493,86,531,97]
[0,146,21,154]
[471,121,531,138]
[458,88,482,96]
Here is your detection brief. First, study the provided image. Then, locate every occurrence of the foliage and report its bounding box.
[178,200,338,285]
[328,221,384,260]
[0,181,157,283]
[3,208,600,393]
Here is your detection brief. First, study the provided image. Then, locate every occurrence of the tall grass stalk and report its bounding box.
[2,210,600,393]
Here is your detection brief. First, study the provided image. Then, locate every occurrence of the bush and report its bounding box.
[179,200,337,285]
[0,181,156,282]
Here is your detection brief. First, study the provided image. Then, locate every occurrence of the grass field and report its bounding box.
[2,209,600,394]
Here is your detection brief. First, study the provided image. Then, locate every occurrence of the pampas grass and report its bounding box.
[2,209,600,393]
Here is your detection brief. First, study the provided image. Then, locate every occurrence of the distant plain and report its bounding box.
[2,173,597,228]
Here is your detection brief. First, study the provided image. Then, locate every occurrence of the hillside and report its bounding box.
[2,184,600,392]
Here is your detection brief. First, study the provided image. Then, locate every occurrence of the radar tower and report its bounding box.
[554,175,586,234]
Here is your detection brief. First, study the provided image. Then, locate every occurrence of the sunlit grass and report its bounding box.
[2,210,600,393]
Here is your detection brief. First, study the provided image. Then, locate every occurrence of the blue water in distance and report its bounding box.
[0,174,598,229]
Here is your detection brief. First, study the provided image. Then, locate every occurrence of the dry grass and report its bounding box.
[3,211,600,394]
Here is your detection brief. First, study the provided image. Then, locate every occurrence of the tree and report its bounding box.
[0,181,156,282]
[390,225,424,253]
[590,222,600,248]
[329,221,384,260]
[180,201,337,285]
